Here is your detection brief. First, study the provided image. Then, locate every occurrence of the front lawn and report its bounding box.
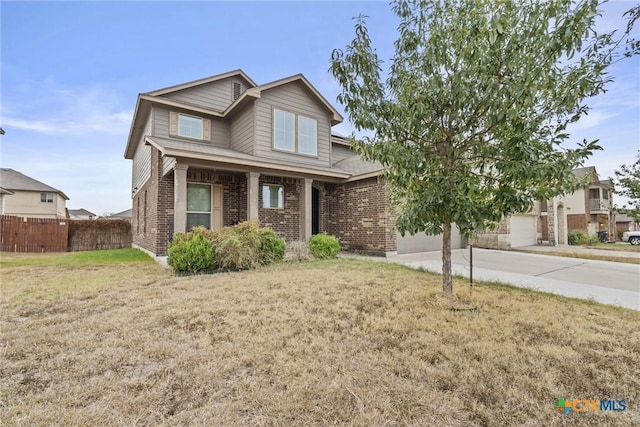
[1,251,637,426]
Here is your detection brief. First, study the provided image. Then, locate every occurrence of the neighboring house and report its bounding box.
[0,168,69,219]
[475,166,614,249]
[615,212,639,234]
[104,208,133,221]
[68,208,97,220]
[124,69,466,257]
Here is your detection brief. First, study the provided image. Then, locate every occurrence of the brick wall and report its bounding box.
[259,176,300,241]
[325,176,396,254]
[132,147,161,255]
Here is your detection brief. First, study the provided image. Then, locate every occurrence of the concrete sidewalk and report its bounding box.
[341,248,640,311]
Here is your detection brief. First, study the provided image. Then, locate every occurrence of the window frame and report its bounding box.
[272,108,318,157]
[262,184,284,210]
[40,192,54,203]
[178,113,204,140]
[186,182,212,230]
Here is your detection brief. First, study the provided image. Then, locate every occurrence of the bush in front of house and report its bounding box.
[568,231,588,245]
[307,233,341,259]
[259,227,286,265]
[168,221,286,273]
[167,227,216,274]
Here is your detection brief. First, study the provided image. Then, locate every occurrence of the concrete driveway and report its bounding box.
[383,248,640,311]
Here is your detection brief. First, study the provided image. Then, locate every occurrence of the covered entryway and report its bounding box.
[396,226,465,254]
[509,214,537,247]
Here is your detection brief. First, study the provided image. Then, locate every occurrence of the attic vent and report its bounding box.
[233,82,242,100]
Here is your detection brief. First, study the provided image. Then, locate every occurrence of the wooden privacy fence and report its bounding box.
[1,215,69,252]
[0,216,132,253]
[68,219,132,251]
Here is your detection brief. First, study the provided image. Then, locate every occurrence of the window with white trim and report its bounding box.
[169,111,211,141]
[40,192,54,203]
[273,109,317,156]
[187,183,212,230]
[262,185,284,209]
[178,114,204,139]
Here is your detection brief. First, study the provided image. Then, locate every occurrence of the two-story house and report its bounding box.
[0,168,69,219]
[562,166,614,239]
[125,70,408,257]
[474,166,615,249]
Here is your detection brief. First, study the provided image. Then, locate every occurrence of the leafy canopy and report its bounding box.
[330,0,627,295]
[613,152,640,222]
[330,0,615,236]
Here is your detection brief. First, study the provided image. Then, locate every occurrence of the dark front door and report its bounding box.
[312,187,320,235]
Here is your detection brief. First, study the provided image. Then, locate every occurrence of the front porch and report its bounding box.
[163,164,321,255]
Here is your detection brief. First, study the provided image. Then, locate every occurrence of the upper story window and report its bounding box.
[40,192,54,203]
[169,111,211,141]
[602,189,609,200]
[178,114,203,139]
[273,109,317,156]
[589,188,599,199]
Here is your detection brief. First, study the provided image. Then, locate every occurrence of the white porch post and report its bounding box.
[301,178,313,240]
[247,172,260,221]
[174,164,188,233]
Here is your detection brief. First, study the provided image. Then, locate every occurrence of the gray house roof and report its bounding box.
[68,208,96,217]
[0,168,69,200]
[106,208,132,219]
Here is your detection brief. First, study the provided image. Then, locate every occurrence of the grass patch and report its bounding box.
[515,249,640,264]
[584,242,640,253]
[1,258,638,426]
[0,248,152,268]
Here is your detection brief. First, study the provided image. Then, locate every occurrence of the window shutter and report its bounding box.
[203,118,211,140]
[169,111,178,136]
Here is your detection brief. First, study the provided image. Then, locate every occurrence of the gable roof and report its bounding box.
[125,70,344,159]
[0,168,69,200]
[145,69,257,96]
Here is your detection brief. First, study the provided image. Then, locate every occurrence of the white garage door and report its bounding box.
[396,226,465,254]
[509,215,537,248]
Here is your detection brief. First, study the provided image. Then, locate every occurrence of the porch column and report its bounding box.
[174,164,189,233]
[247,172,260,221]
[300,178,313,240]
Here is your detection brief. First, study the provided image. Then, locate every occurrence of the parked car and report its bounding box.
[622,231,640,245]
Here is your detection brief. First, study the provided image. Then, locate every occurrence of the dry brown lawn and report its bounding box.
[1,252,639,426]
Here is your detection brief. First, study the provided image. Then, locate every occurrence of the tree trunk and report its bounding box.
[442,221,453,298]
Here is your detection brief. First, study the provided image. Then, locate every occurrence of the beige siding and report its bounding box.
[153,107,230,148]
[161,78,235,112]
[331,144,354,164]
[564,189,587,215]
[132,114,152,194]
[254,82,332,168]
[229,104,255,155]
[3,191,66,218]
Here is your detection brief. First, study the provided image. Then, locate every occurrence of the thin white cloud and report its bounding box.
[2,82,133,136]
[3,111,132,136]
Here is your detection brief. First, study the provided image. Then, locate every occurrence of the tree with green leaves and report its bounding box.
[330,0,631,297]
[613,152,640,222]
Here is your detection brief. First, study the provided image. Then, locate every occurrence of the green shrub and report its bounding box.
[259,227,286,264]
[216,234,256,270]
[568,231,588,246]
[307,233,341,259]
[167,227,216,274]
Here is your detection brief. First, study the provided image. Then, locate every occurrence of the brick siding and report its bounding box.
[259,176,301,241]
[325,176,396,254]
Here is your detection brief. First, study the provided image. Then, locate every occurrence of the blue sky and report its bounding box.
[1,1,638,215]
